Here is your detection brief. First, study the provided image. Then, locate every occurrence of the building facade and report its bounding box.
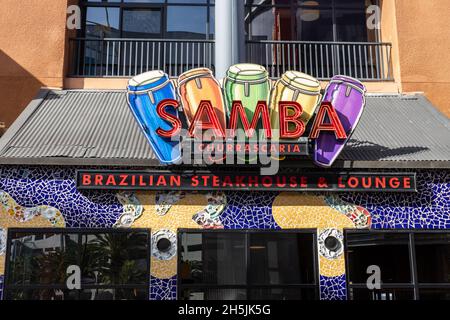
[0,0,449,301]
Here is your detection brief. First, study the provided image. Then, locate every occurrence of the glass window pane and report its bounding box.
[8,232,79,286]
[297,0,332,6]
[249,287,317,300]
[124,0,164,3]
[180,288,247,300]
[86,7,120,38]
[348,288,415,301]
[335,9,369,42]
[246,6,295,41]
[346,232,411,284]
[6,288,148,300]
[419,288,450,300]
[168,0,207,3]
[179,232,246,285]
[296,8,333,41]
[123,9,162,38]
[415,233,450,284]
[249,233,315,285]
[167,6,208,39]
[80,232,148,286]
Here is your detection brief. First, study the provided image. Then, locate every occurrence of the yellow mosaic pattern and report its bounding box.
[272,193,355,277]
[133,192,207,279]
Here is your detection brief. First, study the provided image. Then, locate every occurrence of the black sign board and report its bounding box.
[77,171,417,192]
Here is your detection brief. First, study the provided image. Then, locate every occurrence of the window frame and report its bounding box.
[177,229,320,300]
[344,229,450,300]
[79,0,215,40]
[245,0,381,42]
[4,228,151,300]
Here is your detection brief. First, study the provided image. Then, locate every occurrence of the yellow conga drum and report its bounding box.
[270,71,322,139]
[177,68,227,132]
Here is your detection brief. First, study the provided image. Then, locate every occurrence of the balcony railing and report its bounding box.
[69,38,393,81]
[246,40,393,81]
[69,38,215,77]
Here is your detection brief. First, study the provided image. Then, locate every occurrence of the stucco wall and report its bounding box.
[394,0,450,117]
[0,0,69,129]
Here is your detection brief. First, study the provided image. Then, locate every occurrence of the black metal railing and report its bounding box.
[246,40,393,81]
[69,38,393,81]
[69,38,215,77]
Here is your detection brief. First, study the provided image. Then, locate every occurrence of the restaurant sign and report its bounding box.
[126,64,366,167]
[77,171,417,192]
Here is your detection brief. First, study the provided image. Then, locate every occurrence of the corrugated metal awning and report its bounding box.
[0,89,449,168]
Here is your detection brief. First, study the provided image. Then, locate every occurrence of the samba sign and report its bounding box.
[126,64,366,167]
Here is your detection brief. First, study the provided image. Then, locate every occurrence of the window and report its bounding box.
[178,230,319,300]
[81,0,215,40]
[346,231,450,300]
[5,229,150,300]
[245,0,379,42]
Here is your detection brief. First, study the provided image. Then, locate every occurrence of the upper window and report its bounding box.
[245,0,379,42]
[178,230,319,300]
[82,0,215,40]
[346,231,450,300]
[5,229,150,300]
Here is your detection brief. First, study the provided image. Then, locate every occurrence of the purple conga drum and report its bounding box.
[313,75,366,167]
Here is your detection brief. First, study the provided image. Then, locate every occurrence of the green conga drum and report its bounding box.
[223,64,271,141]
[223,64,271,161]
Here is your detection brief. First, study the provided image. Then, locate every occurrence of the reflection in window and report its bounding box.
[415,233,450,284]
[245,0,379,42]
[346,231,450,301]
[123,9,162,38]
[346,233,411,284]
[167,6,208,39]
[86,7,120,38]
[6,230,149,300]
[83,1,214,39]
[179,231,318,300]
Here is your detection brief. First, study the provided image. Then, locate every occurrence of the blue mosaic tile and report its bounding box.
[0,275,3,300]
[150,276,177,300]
[221,191,280,229]
[339,171,450,230]
[0,167,124,228]
[320,274,347,300]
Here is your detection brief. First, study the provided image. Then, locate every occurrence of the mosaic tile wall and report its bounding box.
[0,275,3,300]
[0,166,448,300]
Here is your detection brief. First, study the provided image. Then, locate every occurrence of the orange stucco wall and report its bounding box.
[0,0,69,130]
[393,0,450,117]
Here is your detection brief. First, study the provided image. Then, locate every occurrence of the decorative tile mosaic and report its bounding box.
[0,166,448,301]
[150,276,177,301]
[220,191,279,229]
[0,275,3,300]
[339,171,450,229]
[114,192,143,228]
[0,167,123,228]
[0,190,65,227]
[320,274,347,300]
[193,192,227,229]
[0,228,5,256]
[152,229,177,261]
[318,228,344,259]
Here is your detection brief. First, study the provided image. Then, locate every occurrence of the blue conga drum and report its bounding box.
[127,71,181,165]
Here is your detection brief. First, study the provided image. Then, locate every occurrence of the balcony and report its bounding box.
[68,38,393,81]
[68,38,215,78]
[247,40,393,81]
